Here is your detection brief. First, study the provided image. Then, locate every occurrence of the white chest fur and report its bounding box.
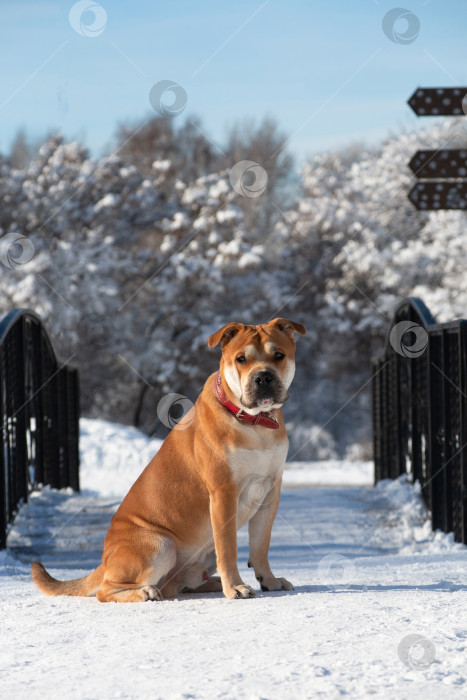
[228,441,288,528]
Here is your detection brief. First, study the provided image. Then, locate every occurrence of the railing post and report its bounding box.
[427,332,441,526]
[4,318,28,520]
[372,361,383,484]
[0,309,80,549]
[67,368,80,492]
[459,322,467,544]
[0,360,5,550]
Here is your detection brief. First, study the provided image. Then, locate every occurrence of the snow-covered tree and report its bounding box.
[2,117,466,458]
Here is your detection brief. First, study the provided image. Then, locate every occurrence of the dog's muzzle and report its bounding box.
[242,369,288,409]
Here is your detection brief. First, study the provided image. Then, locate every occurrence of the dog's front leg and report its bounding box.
[247,478,294,592]
[210,485,256,599]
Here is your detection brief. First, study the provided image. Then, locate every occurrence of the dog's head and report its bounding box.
[208,318,306,415]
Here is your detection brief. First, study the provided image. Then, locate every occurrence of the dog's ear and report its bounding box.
[268,318,306,338]
[208,323,244,348]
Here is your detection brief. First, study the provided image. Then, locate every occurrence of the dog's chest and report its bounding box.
[228,442,288,526]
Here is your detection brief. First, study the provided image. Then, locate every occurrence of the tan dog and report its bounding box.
[32,318,306,602]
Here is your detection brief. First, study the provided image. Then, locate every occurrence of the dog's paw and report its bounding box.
[201,576,223,593]
[142,585,163,601]
[182,576,223,594]
[257,575,294,592]
[224,584,256,599]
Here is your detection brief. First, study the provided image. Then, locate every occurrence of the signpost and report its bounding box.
[409,150,467,179]
[408,87,467,117]
[408,182,467,210]
[407,87,467,210]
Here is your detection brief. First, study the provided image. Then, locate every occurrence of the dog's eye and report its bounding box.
[274,352,285,361]
[236,355,247,364]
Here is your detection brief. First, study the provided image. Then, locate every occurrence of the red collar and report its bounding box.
[214,371,279,430]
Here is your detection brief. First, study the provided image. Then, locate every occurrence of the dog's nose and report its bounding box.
[254,370,274,385]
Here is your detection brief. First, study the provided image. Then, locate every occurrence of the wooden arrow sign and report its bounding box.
[409,150,467,179]
[408,87,467,116]
[408,181,467,210]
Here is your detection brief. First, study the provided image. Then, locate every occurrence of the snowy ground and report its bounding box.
[1,419,466,699]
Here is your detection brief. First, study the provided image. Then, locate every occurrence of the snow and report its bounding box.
[284,459,372,487]
[94,193,120,211]
[1,418,467,699]
[79,418,163,498]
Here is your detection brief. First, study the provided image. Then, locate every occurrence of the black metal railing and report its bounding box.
[0,309,79,548]
[372,297,467,544]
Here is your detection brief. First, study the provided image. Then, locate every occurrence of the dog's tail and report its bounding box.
[31,561,105,597]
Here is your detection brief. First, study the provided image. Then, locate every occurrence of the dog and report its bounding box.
[32,317,306,602]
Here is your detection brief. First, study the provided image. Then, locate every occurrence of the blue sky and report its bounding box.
[1,0,466,164]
